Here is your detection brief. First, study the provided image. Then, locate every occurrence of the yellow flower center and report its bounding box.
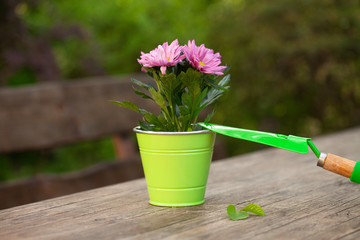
[200,61,205,67]
[167,57,170,61]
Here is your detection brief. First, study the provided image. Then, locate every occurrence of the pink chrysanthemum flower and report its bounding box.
[183,40,227,75]
[137,39,185,75]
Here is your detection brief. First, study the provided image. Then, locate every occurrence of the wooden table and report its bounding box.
[1,127,360,239]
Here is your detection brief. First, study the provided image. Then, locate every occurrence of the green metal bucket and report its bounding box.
[134,127,216,207]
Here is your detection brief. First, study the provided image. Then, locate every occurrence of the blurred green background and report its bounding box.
[1,0,360,181]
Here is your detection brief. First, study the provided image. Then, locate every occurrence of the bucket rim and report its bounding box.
[133,126,213,135]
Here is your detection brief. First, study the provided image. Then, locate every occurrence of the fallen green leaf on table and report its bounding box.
[242,204,266,216]
[227,204,266,221]
[227,205,249,220]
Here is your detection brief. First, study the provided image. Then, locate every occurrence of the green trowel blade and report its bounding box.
[198,122,310,154]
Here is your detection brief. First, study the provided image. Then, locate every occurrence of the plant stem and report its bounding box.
[192,116,198,131]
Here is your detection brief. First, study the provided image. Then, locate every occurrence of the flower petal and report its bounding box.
[160,66,167,75]
[183,40,226,75]
[137,39,185,73]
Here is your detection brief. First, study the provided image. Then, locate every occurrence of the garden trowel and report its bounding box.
[198,122,360,184]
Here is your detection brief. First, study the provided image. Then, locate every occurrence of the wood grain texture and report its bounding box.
[323,153,356,178]
[0,127,359,240]
[0,158,144,210]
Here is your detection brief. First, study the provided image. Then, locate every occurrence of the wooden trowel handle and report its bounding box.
[317,153,360,183]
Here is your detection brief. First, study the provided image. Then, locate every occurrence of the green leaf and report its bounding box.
[138,121,156,131]
[200,73,230,110]
[159,73,179,92]
[218,74,231,89]
[141,67,158,79]
[222,65,231,75]
[227,204,237,220]
[109,100,152,118]
[109,100,140,113]
[227,205,250,220]
[205,78,228,91]
[144,112,161,125]
[201,86,228,108]
[193,88,209,117]
[178,114,192,131]
[149,88,167,111]
[179,68,203,96]
[133,87,153,100]
[181,92,192,107]
[204,105,216,123]
[242,204,267,216]
[131,78,155,90]
[157,115,168,126]
[179,105,190,115]
[196,88,208,107]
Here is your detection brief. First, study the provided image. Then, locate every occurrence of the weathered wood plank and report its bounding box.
[0,127,359,239]
[0,74,157,152]
[0,158,144,210]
